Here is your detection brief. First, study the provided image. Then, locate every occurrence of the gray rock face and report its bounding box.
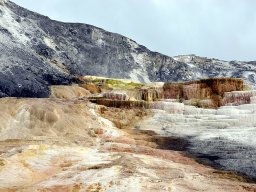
[173,55,256,88]
[0,1,255,97]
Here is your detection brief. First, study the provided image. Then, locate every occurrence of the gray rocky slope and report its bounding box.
[0,0,256,97]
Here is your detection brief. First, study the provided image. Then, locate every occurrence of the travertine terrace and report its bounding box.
[0,78,256,191]
[1,1,256,191]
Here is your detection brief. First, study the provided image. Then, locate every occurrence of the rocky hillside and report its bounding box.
[173,55,256,87]
[0,0,255,97]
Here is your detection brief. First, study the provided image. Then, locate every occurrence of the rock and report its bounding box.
[163,78,244,107]
[198,99,215,108]
[122,88,162,102]
[50,85,91,99]
[103,91,129,101]
[79,83,101,94]
[91,99,149,109]
[0,1,256,98]
[173,55,256,88]
[140,88,162,101]
[150,101,185,114]
[138,101,256,180]
[33,43,54,59]
[0,0,7,6]
[163,83,183,99]
[216,106,241,115]
[222,91,256,106]
[250,96,256,104]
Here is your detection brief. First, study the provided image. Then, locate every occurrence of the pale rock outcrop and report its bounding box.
[184,105,217,115]
[250,96,256,104]
[198,99,215,108]
[150,101,184,114]
[222,91,256,106]
[137,101,256,179]
[0,98,123,141]
[50,85,91,99]
[0,0,7,6]
[216,106,241,116]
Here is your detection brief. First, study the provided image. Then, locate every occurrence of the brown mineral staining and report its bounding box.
[222,91,256,106]
[163,83,184,99]
[103,91,129,101]
[0,159,5,167]
[86,183,103,192]
[164,78,244,99]
[89,77,246,109]
[102,88,162,102]
[99,107,148,129]
[91,99,150,109]
[163,78,244,108]
[79,83,101,94]
[50,85,91,99]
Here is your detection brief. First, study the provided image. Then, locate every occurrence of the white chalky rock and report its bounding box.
[150,101,185,114]
[250,96,256,104]
[217,106,240,116]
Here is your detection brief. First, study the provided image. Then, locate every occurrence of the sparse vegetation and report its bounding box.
[81,76,143,90]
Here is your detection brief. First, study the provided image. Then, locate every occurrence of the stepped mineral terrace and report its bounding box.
[0,77,256,191]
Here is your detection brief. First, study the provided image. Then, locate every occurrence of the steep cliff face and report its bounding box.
[0,1,255,98]
[163,78,244,107]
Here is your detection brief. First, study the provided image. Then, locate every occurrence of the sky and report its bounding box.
[12,0,256,61]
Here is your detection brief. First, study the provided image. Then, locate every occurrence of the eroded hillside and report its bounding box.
[0,1,256,97]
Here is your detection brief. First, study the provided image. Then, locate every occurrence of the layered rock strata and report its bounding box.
[97,78,245,109]
[163,78,244,107]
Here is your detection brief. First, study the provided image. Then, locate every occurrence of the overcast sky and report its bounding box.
[12,0,256,61]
